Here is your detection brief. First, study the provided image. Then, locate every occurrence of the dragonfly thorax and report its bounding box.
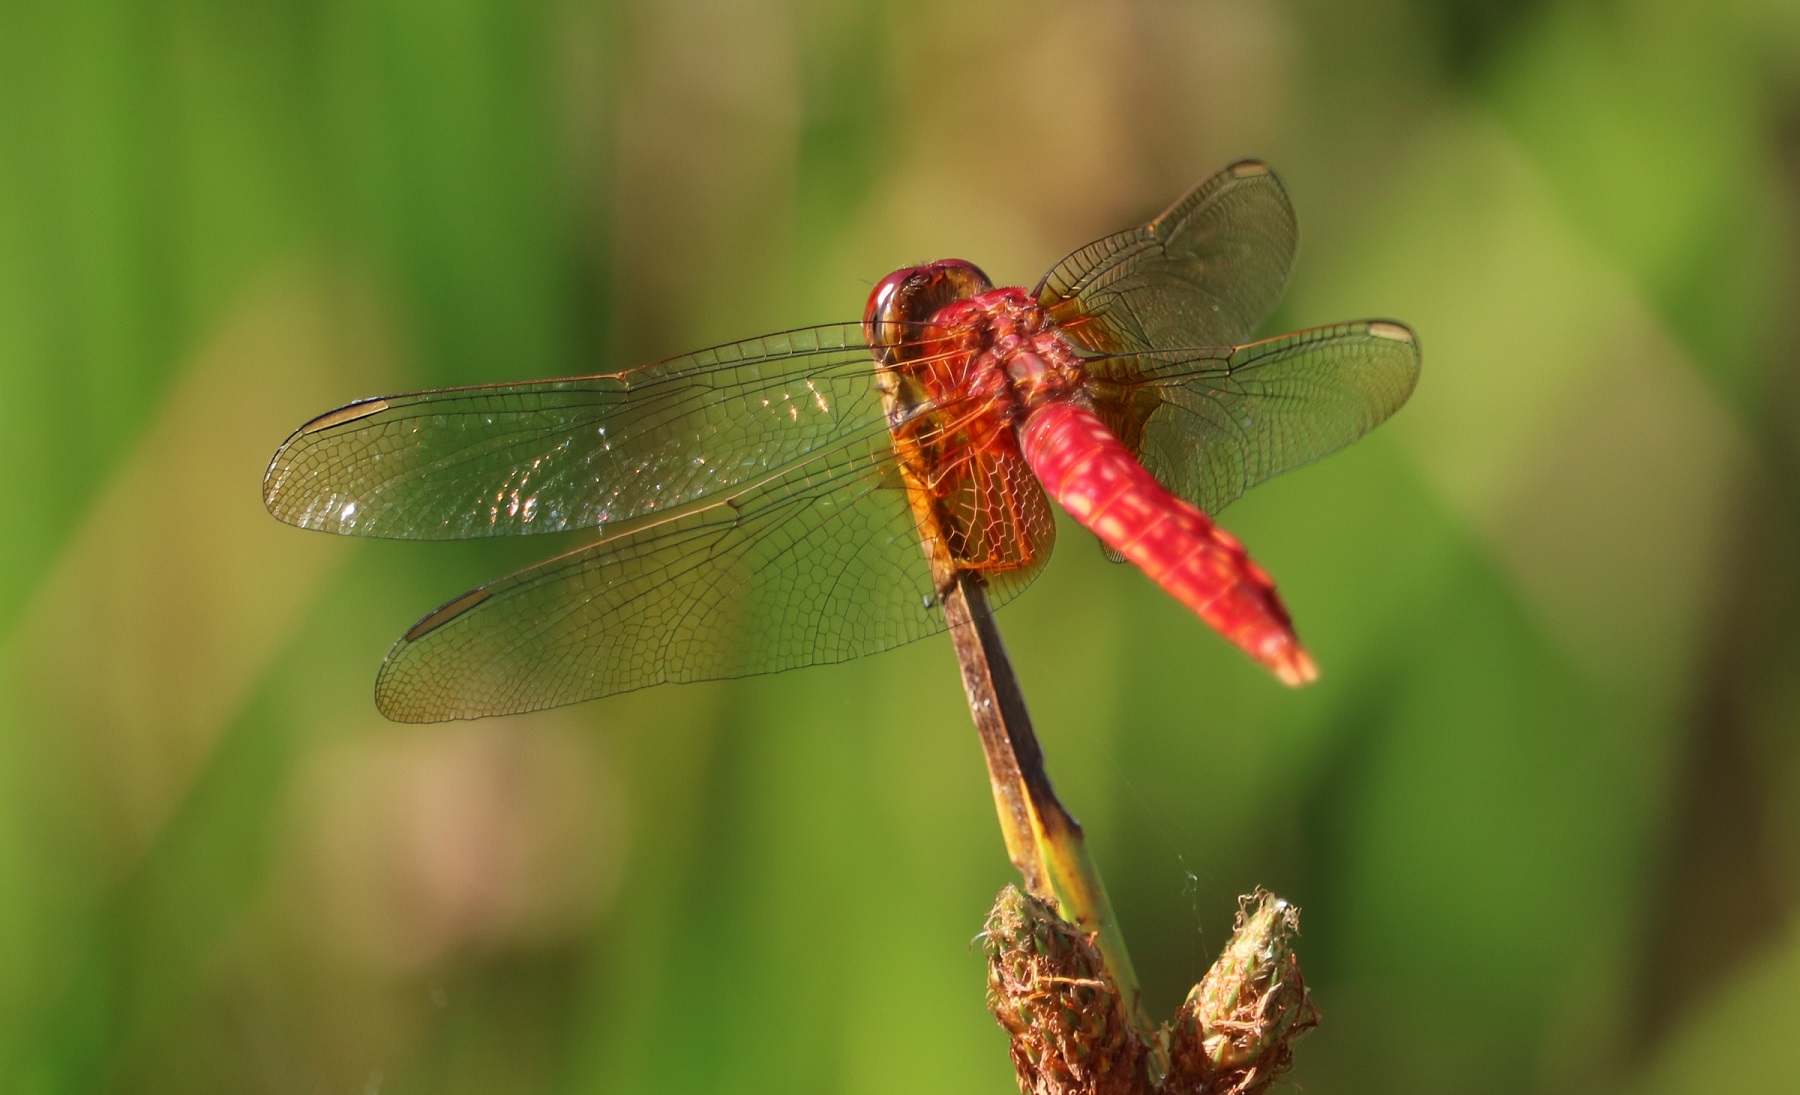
[927,288,1088,415]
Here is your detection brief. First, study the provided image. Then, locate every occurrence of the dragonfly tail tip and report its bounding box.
[1271,646,1319,688]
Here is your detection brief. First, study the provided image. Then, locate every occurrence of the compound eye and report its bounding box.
[864,267,914,352]
[931,259,994,303]
[862,260,995,361]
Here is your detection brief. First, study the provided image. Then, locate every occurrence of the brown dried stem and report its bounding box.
[941,572,1150,1041]
[940,574,1318,1095]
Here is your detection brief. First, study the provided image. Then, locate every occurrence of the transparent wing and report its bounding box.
[1084,321,1421,518]
[373,427,1050,722]
[1034,161,1297,354]
[263,324,896,540]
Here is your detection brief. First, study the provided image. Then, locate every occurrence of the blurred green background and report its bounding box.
[3,1,1799,1091]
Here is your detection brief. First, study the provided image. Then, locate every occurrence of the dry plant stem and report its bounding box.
[942,572,1152,1042]
[873,337,1152,1045]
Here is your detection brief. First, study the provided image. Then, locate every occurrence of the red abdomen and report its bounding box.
[1018,400,1317,686]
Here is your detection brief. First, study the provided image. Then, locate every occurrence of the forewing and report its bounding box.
[1034,161,1297,354]
[372,424,1054,722]
[1085,321,1421,518]
[263,325,886,540]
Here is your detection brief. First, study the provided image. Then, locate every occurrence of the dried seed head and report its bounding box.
[984,885,1151,1095]
[1161,889,1318,1095]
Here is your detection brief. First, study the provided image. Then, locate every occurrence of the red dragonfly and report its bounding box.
[265,161,1418,722]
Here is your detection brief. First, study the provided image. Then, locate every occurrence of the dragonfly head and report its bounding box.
[863,259,994,365]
